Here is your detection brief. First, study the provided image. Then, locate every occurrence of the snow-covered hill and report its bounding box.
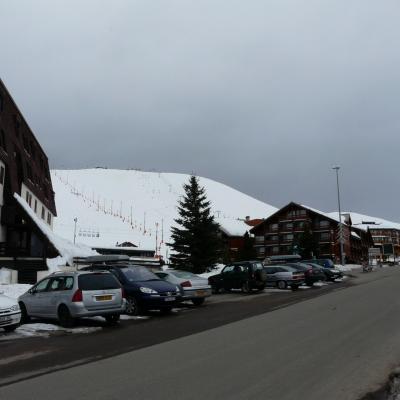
[51,169,277,257]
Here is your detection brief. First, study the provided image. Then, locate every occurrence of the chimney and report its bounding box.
[245,216,250,221]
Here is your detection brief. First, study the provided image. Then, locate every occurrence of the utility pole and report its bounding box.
[73,217,78,244]
[333,166,345,265]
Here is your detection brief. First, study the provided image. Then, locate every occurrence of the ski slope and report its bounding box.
[51,169,277,257]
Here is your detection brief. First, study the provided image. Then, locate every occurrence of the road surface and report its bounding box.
[1,268,400,399]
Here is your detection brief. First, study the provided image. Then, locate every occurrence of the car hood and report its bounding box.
[126,279,178,292]
[0,294,18,309]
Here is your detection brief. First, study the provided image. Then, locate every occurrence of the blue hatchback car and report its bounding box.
[83,264,182,315]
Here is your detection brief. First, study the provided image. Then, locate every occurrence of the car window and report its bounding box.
[64,277,74,290]
[49,277,64,291]
[169,270,197,279]
[119,266,159,282]
[155,272,167,279]
[33,278,51,293]
[253,263,264,271]
[78,273,121,290]
[222,265,234,273]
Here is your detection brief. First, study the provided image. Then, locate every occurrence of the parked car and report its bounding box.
[155,270,211,306]
[18,271,126,327]
[285,263,325,286]
[82,264,182,315]
[0,292,21,332]
[208,261,267,293]
[264,265,305,290]
[303,263,343,281]
[303,258,335,269]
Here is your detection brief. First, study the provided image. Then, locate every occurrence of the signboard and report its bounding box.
[368,248,381,256]
[382,244,394,255]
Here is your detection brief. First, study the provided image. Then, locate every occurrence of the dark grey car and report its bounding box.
[264,265,305,290]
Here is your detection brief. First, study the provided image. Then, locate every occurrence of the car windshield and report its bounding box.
[169,270,198,279]
[78,273,120,290]
[120,266,160,282]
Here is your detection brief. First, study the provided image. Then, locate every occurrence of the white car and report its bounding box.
[0,292,21,332]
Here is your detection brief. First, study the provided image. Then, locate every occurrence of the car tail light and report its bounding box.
[181,280,192,288]
[121,288,126,299]
[72,289,83,302]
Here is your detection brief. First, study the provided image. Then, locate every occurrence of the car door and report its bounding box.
[46,277,68,317]
[28,278,51,316]
[265,267,278,285]
[220,265,235,289]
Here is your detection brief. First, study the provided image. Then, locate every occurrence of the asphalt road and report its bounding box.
[1,268,400,400]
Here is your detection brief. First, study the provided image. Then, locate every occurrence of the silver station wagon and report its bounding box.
[18,271,126,327]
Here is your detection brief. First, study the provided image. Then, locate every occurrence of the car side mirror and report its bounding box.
[29,288,36,295]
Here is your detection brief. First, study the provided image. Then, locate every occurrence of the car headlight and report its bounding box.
[10,304,20,312]
[139,287,158,294]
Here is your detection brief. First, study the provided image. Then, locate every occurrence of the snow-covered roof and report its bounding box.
[351,231,361,239]
[301,204,344,225]
[327,211,400,232]
[216,218,253,237]
[51,169,278,256]
[14,193,97,266]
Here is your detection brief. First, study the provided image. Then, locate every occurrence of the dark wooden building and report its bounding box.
[250,202,371,264]
[0,79,57,282]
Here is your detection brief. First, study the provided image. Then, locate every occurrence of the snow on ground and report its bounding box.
[335,264,362,272]
[0,323,102,340]
[51,169,277,256]
[0,283,31,299]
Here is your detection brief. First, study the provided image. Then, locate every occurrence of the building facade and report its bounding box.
[250,202,371,264]
[0,79,57,282]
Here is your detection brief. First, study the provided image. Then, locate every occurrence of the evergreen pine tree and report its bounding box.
[237,232,256,261]
[169,176,221,274]
[296,224,320,259]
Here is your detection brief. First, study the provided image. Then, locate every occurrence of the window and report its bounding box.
[320,220,330,228]
[0,166,4,185]
[41,206,45,219]
[320,232,330,241]
[33,278,51,293]
[255,236,264,243]
[47,212,52,225]
[256,247,265,256]
[270,223,278,231]
[283,223,293,231]
[0,93,3,111]
[34,199,37,213]
[272,246,279,254]
[282,234,294,241]
[222,265,235,273]
[0,129,6,152]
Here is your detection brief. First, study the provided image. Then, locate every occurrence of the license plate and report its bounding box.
[95,295,112,301]
[164,296,175,302]
[0,316,11,322]
[196,290,206,296]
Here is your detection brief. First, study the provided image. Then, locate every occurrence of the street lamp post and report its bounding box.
[332,166,345,265]
[73,217,78,244]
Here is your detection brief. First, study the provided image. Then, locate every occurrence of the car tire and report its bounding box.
[241,281,251,294]
[277,280,287,290]
[105,314,120,325]
[125,296,141,316]
[192,298,205,306]
[211,285,220,294]
[58,305,75,328]
[3,324,18,332]
[19,302,30,324]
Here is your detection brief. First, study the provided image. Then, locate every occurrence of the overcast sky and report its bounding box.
[1,0,400,221]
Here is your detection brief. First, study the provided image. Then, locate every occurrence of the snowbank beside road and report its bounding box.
[0,284,31,299]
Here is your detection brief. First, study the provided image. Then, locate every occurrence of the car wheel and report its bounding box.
[19,302,30,324]
[211,285,220,294]
[3,324,18,332]
[125,296,141,316]
[241,281,251,293]
[192,298,205,306]
[105,314,120,325]
[58,305,75,328]
[277,280,287,290]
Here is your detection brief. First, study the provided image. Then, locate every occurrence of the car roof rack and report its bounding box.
[80,255,130,264]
